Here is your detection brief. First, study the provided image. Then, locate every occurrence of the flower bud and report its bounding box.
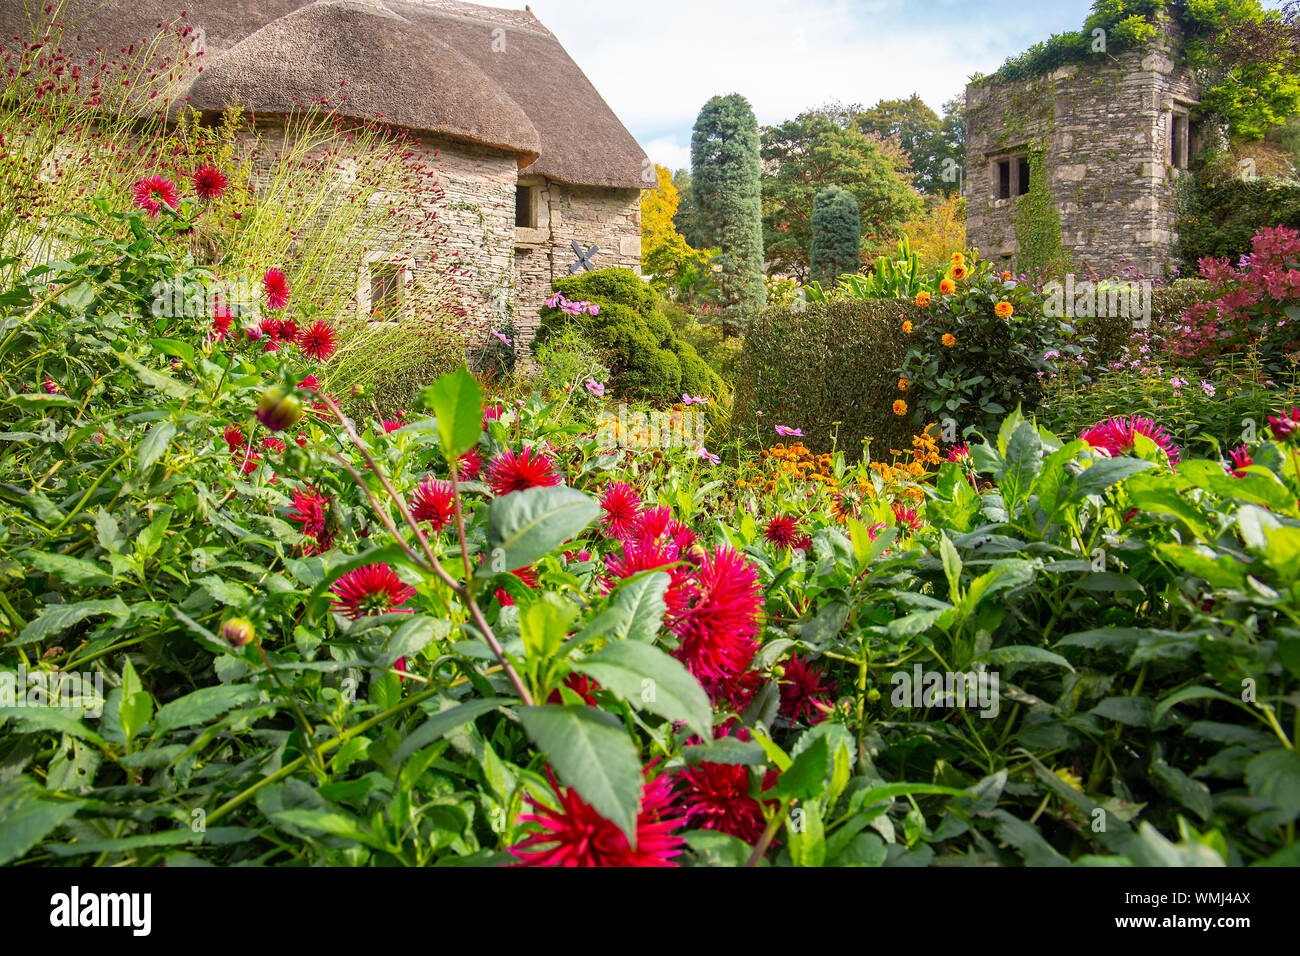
[220,617,254,647]
[256,387,303,432]
[866,688,881,705]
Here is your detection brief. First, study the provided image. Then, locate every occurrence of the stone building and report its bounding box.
[965,14,1202,278]
[2,0,651,343]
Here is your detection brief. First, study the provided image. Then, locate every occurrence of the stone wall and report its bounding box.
[512,179,643,345]
[965,17,1200,278]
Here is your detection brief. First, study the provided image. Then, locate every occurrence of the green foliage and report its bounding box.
[1014,148,1069,275]
[534,268,723,404]
[329,316,473,420]
[732,300,922,459]
[690,94,766,331]
[1176,176,1300,270]
[532,323,611,398]
[805,237,947,301]
[857,95,967,196]
[662,301,743,386]
[761,108,923,280]
[809,186,862,286]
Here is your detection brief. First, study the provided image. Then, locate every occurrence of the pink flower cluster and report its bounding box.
[544,293,600,317]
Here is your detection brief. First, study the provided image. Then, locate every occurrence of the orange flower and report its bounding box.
[951,264,967,280]
[898,377,910,391]
[941,333,957,347]
[892,399,908,416]
[1001,270,1012,281]
[901,319,913,334]
[939,278,955,295]
[915,291,931,307]
[994,301,1014,318]
[951,252,965,267]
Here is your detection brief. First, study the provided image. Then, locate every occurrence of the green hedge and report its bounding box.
[1074,278,1214,365]
[1177,177,1300,270]
[534,268,723,404]
[732,299,924,460]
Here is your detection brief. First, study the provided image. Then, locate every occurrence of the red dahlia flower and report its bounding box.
[778,654,833,724]
[947,443,972,463]
[675,760,777,844]
[763,514,800,549]
[297,374,320,391]
[546,672,601,706]
[892,501,922,535]
[510,767,684,867]
[328,562,415,619]
[1228,445,1253,478]
[599,481,642,539]
[636,505,675,541]
[1079,415,1180,465]
[409,477,455,531]
[487,446,561,496]
[287,484,334,555]
[458,447,484,480]
[298,320,338,362]
[132,175,179,216]
[191,164,228,200]
[672,546,763,692]
[262,267,290,311]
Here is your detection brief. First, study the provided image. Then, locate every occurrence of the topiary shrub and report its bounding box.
[533,267,723,404]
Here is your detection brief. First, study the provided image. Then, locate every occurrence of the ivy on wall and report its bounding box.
[1014,147,1069,275]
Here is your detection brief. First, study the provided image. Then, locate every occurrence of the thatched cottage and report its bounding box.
[2,0,651,341]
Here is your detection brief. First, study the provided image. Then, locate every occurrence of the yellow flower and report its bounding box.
[898,377,909,391]
[994,301,1014,318]
[941,333,956,347]
[939,278,955,295]
[951,264,967,280]
[951,252,965,267]
[901,319,913,334]
[892,399,907,416]
[1001,270,1013,281]
[915,291,931,307]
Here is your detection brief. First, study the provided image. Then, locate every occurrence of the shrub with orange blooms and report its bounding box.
[915,291,932,307]
[738,441,838,494]
[941,333,957,347]
[939,278,956,295]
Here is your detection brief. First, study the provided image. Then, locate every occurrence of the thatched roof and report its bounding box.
[0,0,649,188]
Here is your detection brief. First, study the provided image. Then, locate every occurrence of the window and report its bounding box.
[993,153,1029,199]
[515,184,536,228]
[1171,112,1188,170]
[369,263,402,319]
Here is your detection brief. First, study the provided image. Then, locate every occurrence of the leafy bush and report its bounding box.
[1177,176,1300,271]
[534,268,723,404]
[809,185,861,285]
[532,322,610,398]
[329,314,474,419]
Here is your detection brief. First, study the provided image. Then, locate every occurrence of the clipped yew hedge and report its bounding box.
[732,299,925,460]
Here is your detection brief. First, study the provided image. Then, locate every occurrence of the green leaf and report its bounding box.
[1072,457,1156,496]
[521,594,579,663]
[1152,685,1241,725]
[976,645,1075,672]
[584,571,671,643]
[13,597,127,645]
[1245,748,1300,819]
[487,486,600,571]
[517,704,643,842]
[153,685,263,735]
[575,640,713,740]
[787,799,826,867]
[419,364,483,461]
[134,510,172,560]
[136,420,177,475]
[393,697,511,763]
[769,734,830,801]
[1150,757,1212,822]
[8,392,79,410]
[0,707,106,746]
[1089,696,1153,727]
[112,351,195,399]
[938,533,963,602]
[0,777,85,865]
[118,657,153,751]
[271,809,392,851]
[24,551,113,587]
[94,509,126,554]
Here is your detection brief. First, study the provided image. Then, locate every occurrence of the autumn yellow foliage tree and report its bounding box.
[641,163,713,297]
[902,193,966,271]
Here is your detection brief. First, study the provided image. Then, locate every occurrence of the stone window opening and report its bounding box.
[515,183,538,228]
[993,152,1030,199]
[362,260,407,321]
[1170,109,1189,170]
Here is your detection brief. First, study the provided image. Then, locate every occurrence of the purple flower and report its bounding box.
[1170,376,1187,390]
[775,425,802,437]
[696,446,720,465]
[1200,381,1216,397]
[587,303,600,315]
[584,379,606,398]
[682,393,709,406]
[491,329,512,346]
[545,294,562,309]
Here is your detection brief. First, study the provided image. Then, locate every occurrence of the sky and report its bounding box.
[523,0,1291,171]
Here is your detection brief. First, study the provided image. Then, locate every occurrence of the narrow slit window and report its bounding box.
[515,184,536,228]
[1171,113,1187,169]
[370,264,401,319]
[1016,156,1030,195]
[997,160,1011,199]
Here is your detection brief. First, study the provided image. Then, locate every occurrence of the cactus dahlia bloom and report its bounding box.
[192,164,228,200]
[288,484,334,555]
[408,477,455,531]
[763,514,800,549]
[328,563,415,619]
[674,757,778,843]
[1079,415,1181,465]
[671,546,762,697]
[262,267,291,310]
[510,767,684,867]
[778,654,833,724]
[458,447,484,480]
[599,481,642,539]
[298,320,338,362]
[947,443,972,463]
[1227,445,1253,478]
[132,175,179,216]
[487,446,561,496]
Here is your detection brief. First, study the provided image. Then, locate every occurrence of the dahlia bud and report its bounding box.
[866,688,882,705]
[351,384,365,397]
[220,617,254,647]
[686,544,707,565]
[256,387,303,432]
[1268,407,1300,443]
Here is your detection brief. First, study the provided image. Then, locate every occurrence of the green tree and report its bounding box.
[856,94,967,196]
[691,94,766,332]
[761,107,922,281]
[671,168,704,249]
[809,185,861,285]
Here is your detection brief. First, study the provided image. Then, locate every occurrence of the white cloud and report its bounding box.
[643,135,692,172]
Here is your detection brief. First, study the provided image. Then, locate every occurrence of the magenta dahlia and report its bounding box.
[599,481,642,539]
[778,654,833,724]
[298,320,338,362]
[763,515,800,549]
[1228,445,1253,478]
[510,767,684,867]
[409,477,455,531]
[328,563,415,619]
[132,175,179,216]
[1079,415,1180,465]
[191,164,228,201]
[674,760,777,844]
[262,267,290,311]
[671,546,763,695]
[287,484,334,555]
[487,446,561,496]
